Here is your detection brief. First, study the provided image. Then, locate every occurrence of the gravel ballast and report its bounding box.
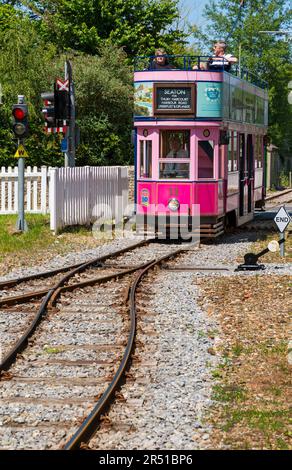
[0,231,291,450]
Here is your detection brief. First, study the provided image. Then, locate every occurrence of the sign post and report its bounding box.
[16,150,28,232]
[13,95,29,232]
[64,60,76,167]
[274,206,291,257]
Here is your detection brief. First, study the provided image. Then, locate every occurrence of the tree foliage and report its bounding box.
[0,6,135,167]
[7,0,187,57]
[193,0,292,158]
[0,6,62,167]
[0,0,188,168]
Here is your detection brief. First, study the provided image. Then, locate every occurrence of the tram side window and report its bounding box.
[255,136,263,168]
[255,136,258,168]
[228,131,238,172]
[140,140,152,178]
[228,132,233,172]
[233,132,238,171]
[198,140,214,179]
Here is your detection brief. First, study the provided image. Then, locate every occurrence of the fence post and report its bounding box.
[49,168,57,233]
[0,167,6,213]
[7,166,13,212]
[41,166,48,214]
[33,166,38,212]
[122,166,128,218]
[13,166,18,212]
[26,165,31,212]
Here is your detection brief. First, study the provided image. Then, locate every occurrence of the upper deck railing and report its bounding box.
[134,55,268,90]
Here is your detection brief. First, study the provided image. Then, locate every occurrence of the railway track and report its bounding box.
[264,188,292,209]
[0,239,197,450]
[0,239,151,372]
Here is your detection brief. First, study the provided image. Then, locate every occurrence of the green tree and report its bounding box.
[72,45,134,166]
[193,0,292,158]
[0,7,134,167]
[7,0,187,57]
[0,6,62,167]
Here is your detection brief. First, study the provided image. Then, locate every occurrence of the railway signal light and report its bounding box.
[12,103,29,138]
[55,85,70,122]
[41,92,55,128]
[41,84,70,131]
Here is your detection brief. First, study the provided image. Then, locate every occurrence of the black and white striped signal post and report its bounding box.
[41,60,76,167]
[64,60,76,168]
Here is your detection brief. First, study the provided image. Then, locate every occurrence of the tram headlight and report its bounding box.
[168,198,180,212]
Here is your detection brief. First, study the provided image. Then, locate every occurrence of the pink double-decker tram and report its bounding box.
[134,55,268,237]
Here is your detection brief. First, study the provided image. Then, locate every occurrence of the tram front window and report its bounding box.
[159,130,190,179]
[159,162,189,179]
[160,130,190,159]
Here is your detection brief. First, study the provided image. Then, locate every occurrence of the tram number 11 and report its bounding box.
[169,187,178,196]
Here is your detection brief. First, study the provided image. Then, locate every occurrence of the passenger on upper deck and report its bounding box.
[149,48,175,70]
[193,41,237,71]
[208,41,238,71]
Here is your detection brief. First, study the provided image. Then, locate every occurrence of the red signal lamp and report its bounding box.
[12,103,29,138]
[13,107,26,120]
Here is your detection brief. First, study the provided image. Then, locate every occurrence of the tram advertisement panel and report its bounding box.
[196,82,222,118]
[134,82,153,117]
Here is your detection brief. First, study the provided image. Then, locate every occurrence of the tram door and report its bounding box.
[239,134,254,217]
[246,134,254,213]
[239,133,246,217]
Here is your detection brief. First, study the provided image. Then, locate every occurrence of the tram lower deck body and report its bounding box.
[136,178,264,238]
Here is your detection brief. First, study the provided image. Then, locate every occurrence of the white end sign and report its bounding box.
[274,206,291,233]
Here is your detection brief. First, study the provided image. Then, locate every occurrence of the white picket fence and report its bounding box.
[0,165,129,233]
[0,166,49,215]
[50,166,129,233]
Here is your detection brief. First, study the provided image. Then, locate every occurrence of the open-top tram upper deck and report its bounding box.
[134,55,269,237]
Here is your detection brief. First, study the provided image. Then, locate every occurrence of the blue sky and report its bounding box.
[181,0,291,28]
[180,0,210,28]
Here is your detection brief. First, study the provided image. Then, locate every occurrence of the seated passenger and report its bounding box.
[208,41,238,71]
[149,48,175,70]
[193,41,237,71]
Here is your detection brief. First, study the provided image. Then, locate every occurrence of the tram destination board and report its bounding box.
[154,83,195,116]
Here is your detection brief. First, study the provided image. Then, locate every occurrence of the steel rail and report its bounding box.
[0,239,153,372]
[63,243,193,450]
[0,262,154,308]
[265,188,292,202]
[0,239,150,291]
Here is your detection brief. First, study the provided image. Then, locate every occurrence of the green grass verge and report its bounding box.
[0,214,95,266]
[0,214,54,258]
